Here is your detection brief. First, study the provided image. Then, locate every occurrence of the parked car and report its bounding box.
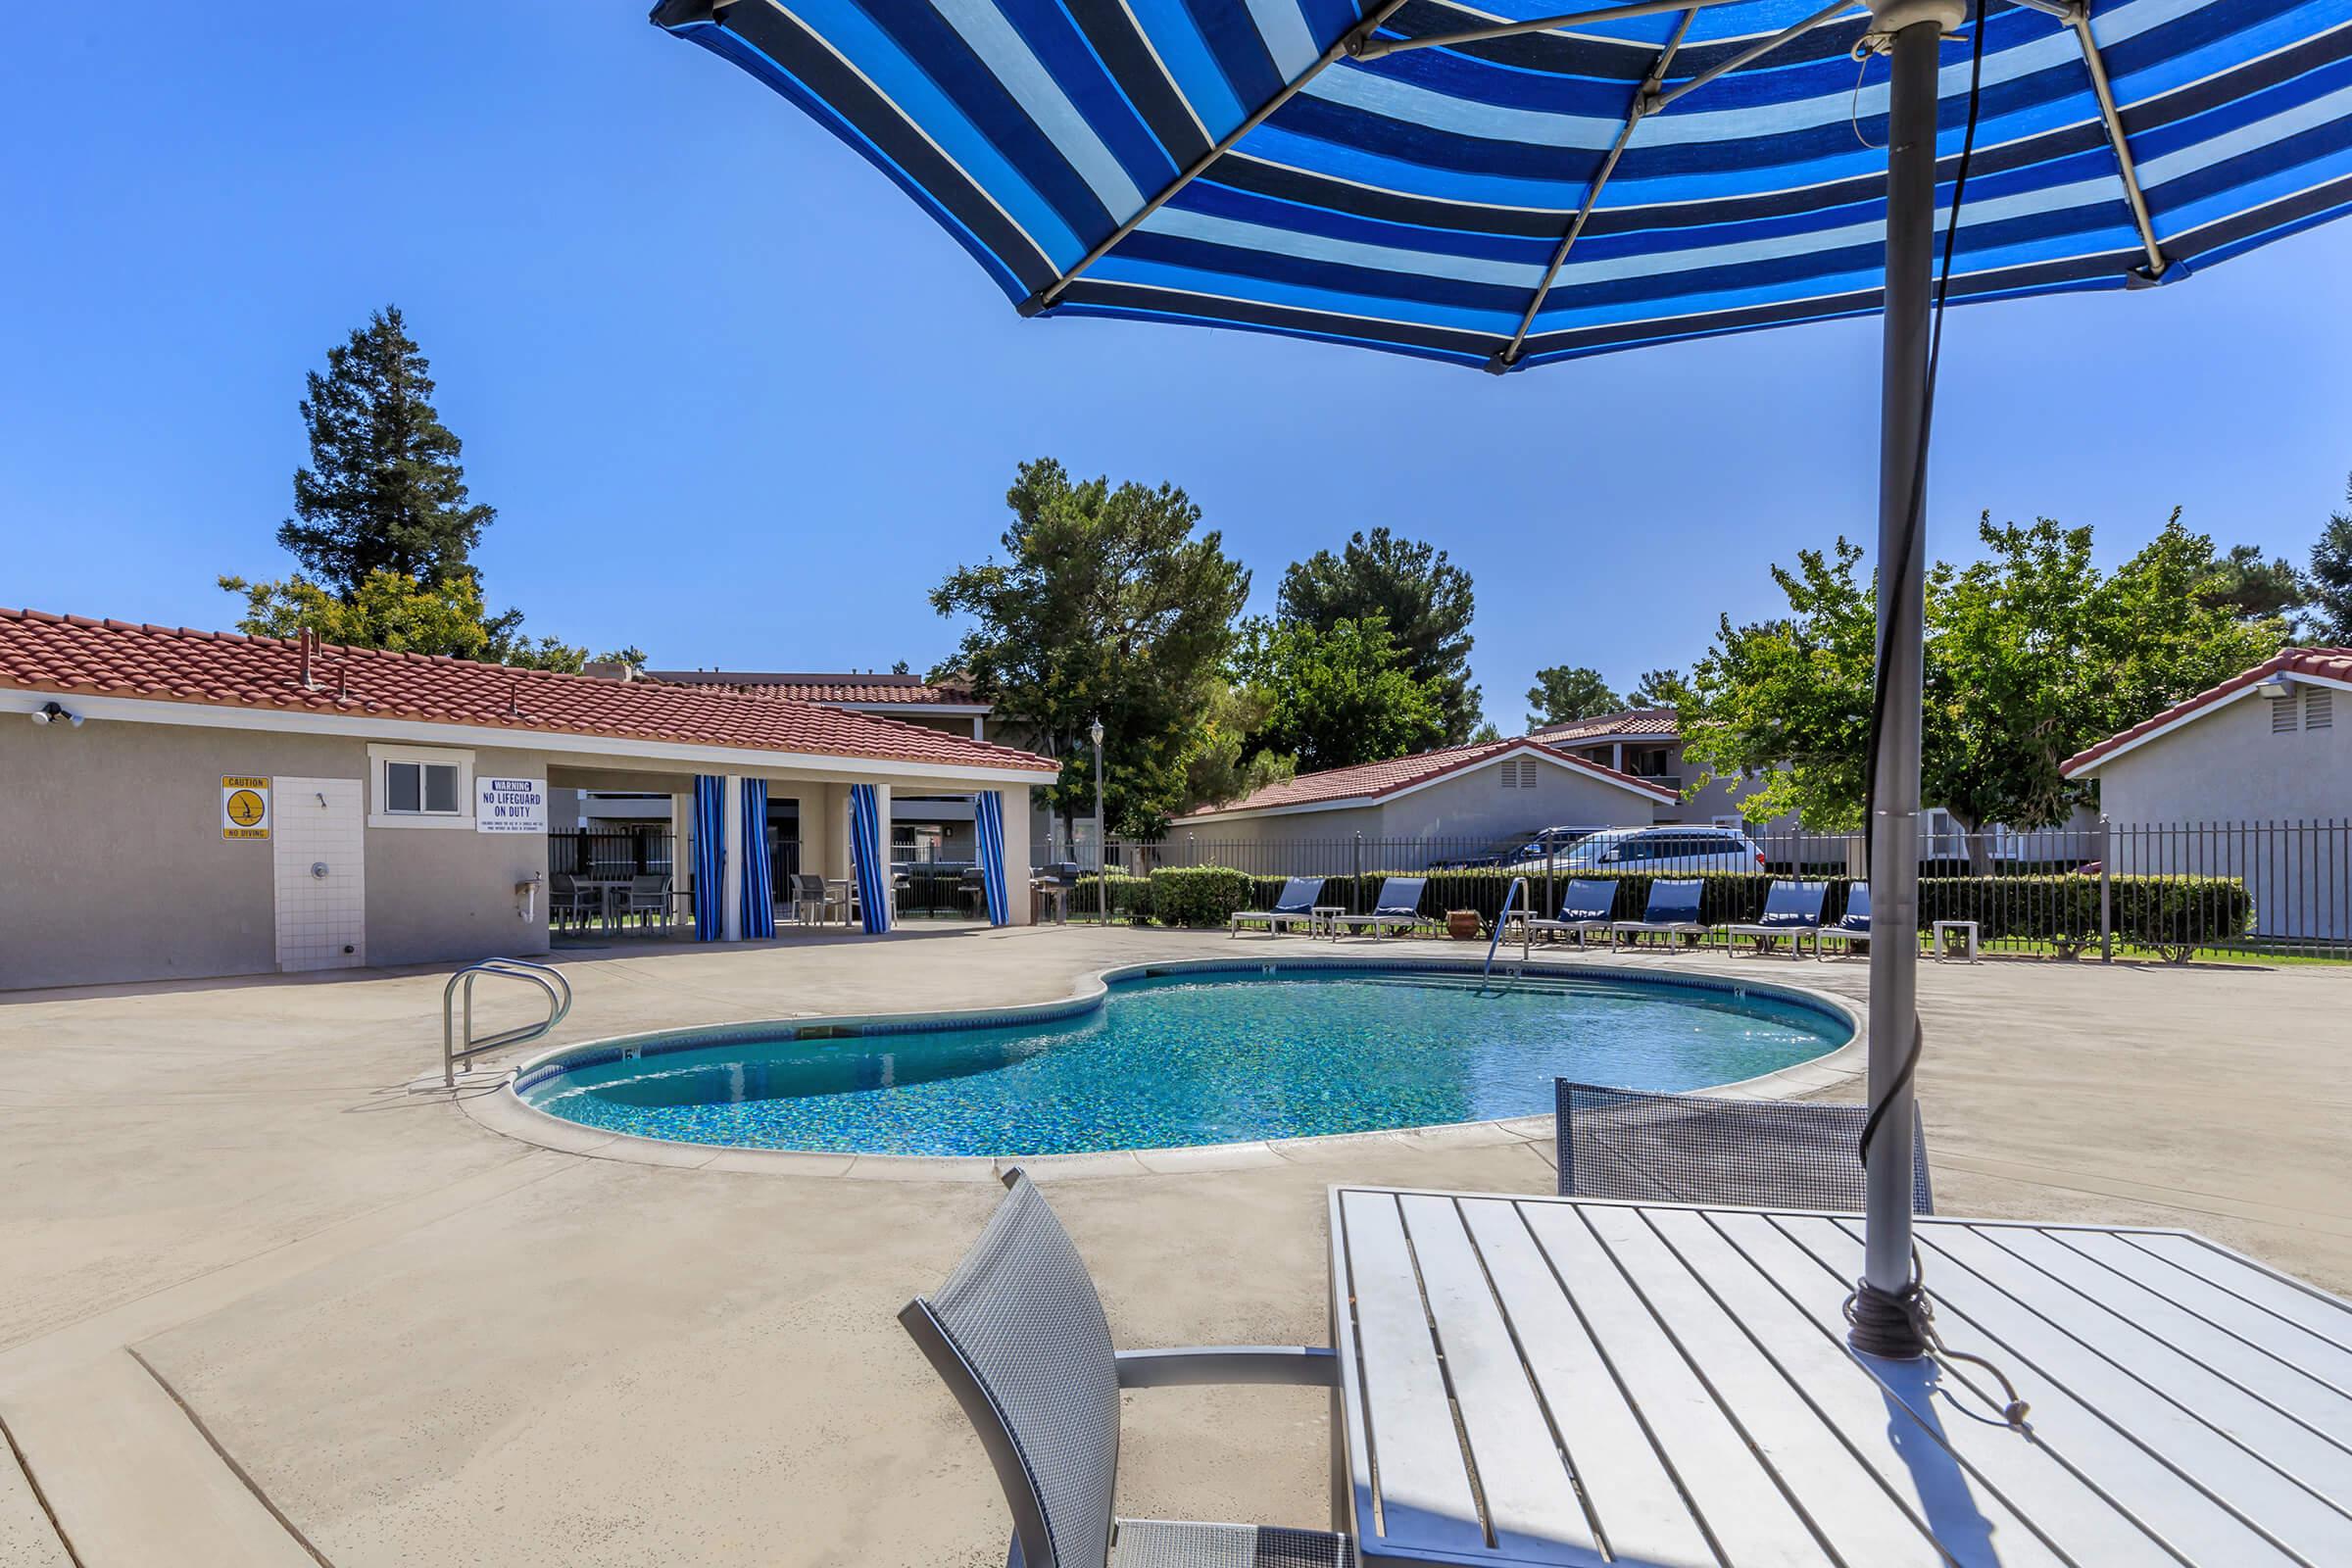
[1552,825,1767,874]
[1430,825,1607,869]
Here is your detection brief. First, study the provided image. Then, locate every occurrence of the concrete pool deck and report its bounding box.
[2,925,2347,1566]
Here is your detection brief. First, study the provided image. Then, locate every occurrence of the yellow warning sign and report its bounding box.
[222,776,271,840]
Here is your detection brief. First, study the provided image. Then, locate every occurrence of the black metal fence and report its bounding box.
[1064,820,2351,962]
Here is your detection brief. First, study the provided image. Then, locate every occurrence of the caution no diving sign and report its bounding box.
[221,776,271,840]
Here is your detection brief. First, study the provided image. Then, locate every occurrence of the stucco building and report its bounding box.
[0,611,1055,990]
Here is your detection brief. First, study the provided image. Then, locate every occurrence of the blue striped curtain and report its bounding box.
[692,775,725,942]
[849,783,893,935]
[739,778,775,940]
[973,790,1010,927]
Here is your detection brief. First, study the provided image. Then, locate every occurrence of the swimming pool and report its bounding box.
[511,960,1853,1158]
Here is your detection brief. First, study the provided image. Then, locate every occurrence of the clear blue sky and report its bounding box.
[6,5,2348,730]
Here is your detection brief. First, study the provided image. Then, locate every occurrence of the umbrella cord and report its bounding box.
[1848,3,2021,1413]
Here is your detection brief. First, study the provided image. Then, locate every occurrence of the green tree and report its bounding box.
[1180,681,1296,811]
[1681,514,2284,863]
[1628,667,1695,710]
[932,459,1250,839]
[2311,476,2352,644]
[2198,543,2307,625]
[224,306,589,668]
[217,569,593,670]
[1524,665,1621,729]
[1277,528,1482,743]
[275,306,494,594]
[1237,614,1446,773]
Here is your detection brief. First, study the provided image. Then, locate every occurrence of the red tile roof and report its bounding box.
[644,670,984,707]
[2062,647,2352,777]
[1530,708,1681,744]
[1179,737,1678,818]
[0,610,1055,773]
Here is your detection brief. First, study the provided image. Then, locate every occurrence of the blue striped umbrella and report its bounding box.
[653,0,2352,1356]
[650,0,2347,370]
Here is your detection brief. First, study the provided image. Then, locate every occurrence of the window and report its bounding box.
[2308,688,2333,731]
[368,745,474,828]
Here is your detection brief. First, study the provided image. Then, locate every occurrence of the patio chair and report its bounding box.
[1555,1081,1934,1213]
[623,873,671,930]
[790,872,841,926]
[1609,879,1705,951]
[1721,879,1827,959]
[548,872,595,930]
[1816,883,1873,957]
[1228,876,1325,937]
[1330,876,1430,939]
[900,1170,1351,1568]
[1524,879,1619,949]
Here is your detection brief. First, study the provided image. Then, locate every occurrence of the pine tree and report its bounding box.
[2311,476,2352,645]
[276,306,494,597]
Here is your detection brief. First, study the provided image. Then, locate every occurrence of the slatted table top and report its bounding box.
[1327,1187,2352,1567]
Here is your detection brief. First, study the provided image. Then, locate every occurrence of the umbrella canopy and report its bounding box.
[652,0,2350,371]
[653,0,2352,1359]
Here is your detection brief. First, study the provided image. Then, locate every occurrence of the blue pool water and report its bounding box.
[518,967,1848,1157]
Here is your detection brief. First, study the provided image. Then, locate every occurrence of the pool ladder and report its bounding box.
[1481,878,1530,992]
[442,956,571,1087]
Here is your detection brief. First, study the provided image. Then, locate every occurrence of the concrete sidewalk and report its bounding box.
[1,927,2345,1566]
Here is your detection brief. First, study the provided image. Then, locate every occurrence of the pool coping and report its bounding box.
[457,953,1867,1180]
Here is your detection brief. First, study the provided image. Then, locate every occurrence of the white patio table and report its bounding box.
[1328,1185,2352,1567]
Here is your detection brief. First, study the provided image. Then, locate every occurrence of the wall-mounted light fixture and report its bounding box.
[27,701,83,728]
[2254,673,2296,700]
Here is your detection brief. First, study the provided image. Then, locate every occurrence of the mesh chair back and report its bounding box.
[1834,883,1872,932]
[1559,879,1616,921]
[1555,1081,1934,1213]
[900,1172,1119,1568]
[1642,879,1703,923]
[793,873,828,901]
[629,873,666,900]
[1272,877,1321,913]
[1755,880,1827,927]
[1373,877,1426,916]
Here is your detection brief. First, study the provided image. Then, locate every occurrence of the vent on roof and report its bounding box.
[2309,688,2333,730]
[1499,757,1538,789]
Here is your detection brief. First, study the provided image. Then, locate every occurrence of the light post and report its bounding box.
[1089,716,1107,926]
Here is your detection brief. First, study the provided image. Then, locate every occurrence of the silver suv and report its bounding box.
[1554,825,1765,873]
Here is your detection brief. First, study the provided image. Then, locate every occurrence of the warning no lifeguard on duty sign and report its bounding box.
[221,777,271,840]
[475,777,547,834]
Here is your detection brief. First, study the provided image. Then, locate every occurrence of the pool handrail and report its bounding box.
[444,956,572,1087]
[1484,877,1527,983]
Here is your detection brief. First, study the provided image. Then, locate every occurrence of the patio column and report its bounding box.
[720,774,745,942]
[669,791,690,887]
[997,788,1033,925]
[814,783,853,882]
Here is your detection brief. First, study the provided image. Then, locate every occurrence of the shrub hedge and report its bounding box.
[1129,863,2251,957]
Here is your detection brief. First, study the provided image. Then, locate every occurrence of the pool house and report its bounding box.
[0,609,1057,991]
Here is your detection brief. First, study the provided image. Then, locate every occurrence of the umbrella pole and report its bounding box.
[1854,4,1954,1359]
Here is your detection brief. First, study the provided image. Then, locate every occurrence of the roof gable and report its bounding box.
[2062,648,2352,778]
[1180,738,1677,820]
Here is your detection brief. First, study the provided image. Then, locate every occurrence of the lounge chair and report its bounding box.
[1556,1080,1934,1212]
[1609,878,1705,951]
[1817,883,1873,957]
[1228,876,1324,937]
[900,1169,1352,1568]
[1524,878,1619,949]
[1330,876,1431,939]
[1721,879,1826,958]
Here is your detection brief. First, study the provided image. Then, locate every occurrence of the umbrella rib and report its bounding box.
[1493,10,1697,373]
[2060,0,2171,281]
[1347,0,1752,62]
[1493,0,1859,371]
[1023,0,1412,317]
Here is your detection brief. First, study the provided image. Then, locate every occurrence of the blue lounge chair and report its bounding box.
[1817,883,1873,957]
[1610,878,1705,951]
[1331,876,1430,939]
[1722,879,1828,958]
[1525,879,1619,949]
[1555,1080,1935,1212]
[1228,876,1324,937]
[900,1170,1352,1568]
